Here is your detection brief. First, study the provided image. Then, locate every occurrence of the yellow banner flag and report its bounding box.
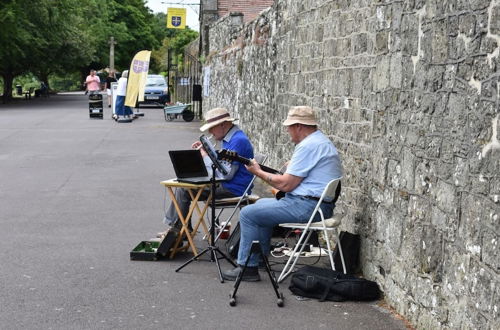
[125,50,151,107]
[167,8,186,29]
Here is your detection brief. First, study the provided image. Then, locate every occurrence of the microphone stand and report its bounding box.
[175,137,237,283]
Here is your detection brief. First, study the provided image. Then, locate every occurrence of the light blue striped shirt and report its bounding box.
[286,130,342,198]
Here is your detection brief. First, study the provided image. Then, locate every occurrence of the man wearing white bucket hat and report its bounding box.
[222,106,343,281]
[163,107,254,232]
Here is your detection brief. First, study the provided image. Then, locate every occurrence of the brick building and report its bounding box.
[216,0,275,23]
[200,0,274,55]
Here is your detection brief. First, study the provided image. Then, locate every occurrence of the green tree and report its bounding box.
[93,0,160,73]
[0,0,93,101]
[0,0,39,101]
[29,0,94,88]
[150,25,198,73]
[0,0,183,101]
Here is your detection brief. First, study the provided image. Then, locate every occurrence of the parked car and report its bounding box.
[138,74,169,107]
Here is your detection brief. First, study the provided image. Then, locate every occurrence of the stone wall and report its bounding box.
[202,0,499,329]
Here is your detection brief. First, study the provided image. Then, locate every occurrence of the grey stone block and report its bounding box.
[481,228,499,270]
[470,0,492,10]
[375,31,389,54]
[431,19,449,63]
[420,226,444,276]
[490,4,500,34]
[390,53,403,88]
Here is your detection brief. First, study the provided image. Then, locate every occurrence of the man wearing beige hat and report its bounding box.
[163,107,254,231]
[222,106,343,281]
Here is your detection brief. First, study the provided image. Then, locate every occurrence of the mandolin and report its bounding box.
[217,149,283,175]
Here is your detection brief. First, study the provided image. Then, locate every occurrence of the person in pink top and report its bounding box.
[85,69,101,95]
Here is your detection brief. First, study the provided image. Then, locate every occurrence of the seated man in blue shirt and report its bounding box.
[163,107,254,232]
[222,106,343,281]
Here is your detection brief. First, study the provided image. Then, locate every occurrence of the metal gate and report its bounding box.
[168,52,203,119]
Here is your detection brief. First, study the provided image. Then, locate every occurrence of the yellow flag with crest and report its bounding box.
[125,50,151,107]
[167,8,186,29]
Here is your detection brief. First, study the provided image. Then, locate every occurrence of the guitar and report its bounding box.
[217,149,283,175]
[218,149,286,200]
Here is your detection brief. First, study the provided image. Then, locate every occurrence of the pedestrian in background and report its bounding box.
[85,69,101,95]
[105,70,117,107]
[114,70,133,120]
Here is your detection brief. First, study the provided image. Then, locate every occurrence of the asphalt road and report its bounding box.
[0,94,408,330]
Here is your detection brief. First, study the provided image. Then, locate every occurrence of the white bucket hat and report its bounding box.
[199,108,236,132]
[282,106,318,126]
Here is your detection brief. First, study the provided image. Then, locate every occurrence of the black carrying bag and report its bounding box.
[289,265,380,302]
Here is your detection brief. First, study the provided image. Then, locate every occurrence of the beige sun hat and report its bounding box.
[282,106,318,126]
[199,107,236,131]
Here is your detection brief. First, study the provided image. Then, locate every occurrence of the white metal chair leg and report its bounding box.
[214,204,240,242]
[322,228,336,271]
[335,230,347,274]
[278,229,312,282]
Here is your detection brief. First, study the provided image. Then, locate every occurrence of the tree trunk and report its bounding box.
[1,72,14,104]
[81,70,88,90]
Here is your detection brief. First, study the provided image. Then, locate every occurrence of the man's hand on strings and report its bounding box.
[244,158,261,174]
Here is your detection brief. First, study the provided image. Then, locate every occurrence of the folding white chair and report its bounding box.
[211,153,267,243]
[277,177,345,283]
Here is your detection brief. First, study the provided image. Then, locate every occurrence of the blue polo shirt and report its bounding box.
[218,125,254,196]
[203,125,253,196]
[286,130,342,199]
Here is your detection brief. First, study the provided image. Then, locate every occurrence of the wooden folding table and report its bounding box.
[160,179,211,258]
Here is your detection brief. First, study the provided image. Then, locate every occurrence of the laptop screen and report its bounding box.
[168,150,208,178]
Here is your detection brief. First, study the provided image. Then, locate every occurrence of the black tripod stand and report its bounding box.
[175,163,237,282]
[229,240,284,307]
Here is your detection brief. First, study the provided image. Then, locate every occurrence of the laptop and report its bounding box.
[169,149,220,184]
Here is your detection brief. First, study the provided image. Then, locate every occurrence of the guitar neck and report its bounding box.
[230,154,282,175]
[259,164,282,175]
